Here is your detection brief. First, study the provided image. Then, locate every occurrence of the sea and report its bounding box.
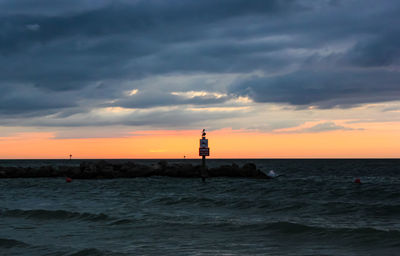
[0,159,399,256]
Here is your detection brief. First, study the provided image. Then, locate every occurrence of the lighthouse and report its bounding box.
[199,129,210,181]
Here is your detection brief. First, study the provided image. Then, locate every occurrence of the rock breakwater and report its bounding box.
[0,161,268,179]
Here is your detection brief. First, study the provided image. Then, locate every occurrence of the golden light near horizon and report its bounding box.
[1,121,399,159]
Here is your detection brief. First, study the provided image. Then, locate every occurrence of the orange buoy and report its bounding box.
[66,177,72,183]
[354,178,361,184]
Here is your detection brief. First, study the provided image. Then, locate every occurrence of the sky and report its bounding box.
[0,0,399,159]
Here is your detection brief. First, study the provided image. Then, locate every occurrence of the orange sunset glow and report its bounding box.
[1,122,399,159]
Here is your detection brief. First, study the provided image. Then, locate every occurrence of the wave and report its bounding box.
[148,195,296,210]
[316,201,400,216]
[232,221,400,235]
[1,208,111,222]
[0,238,30,248]
[67,248,128,256]
[108,219,134,225]
[233,221,400,246]
[148,196,228,207]
[68,248,106,256]
[153,219,400,243]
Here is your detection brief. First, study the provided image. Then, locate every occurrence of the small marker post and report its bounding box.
[69,154,72,160]
[199,129,210,181]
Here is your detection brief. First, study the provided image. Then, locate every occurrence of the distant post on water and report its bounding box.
[199,129,210,181]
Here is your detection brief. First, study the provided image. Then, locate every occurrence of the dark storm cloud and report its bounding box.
[347,32,400,67]
[0,0,108,15]
[0,0,298,54]
[230,69,400,108]
[0,83,76,116]
[0,0,297,92]
[0,0,399,127]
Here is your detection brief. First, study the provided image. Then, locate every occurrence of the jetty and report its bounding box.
[0,160,268,179]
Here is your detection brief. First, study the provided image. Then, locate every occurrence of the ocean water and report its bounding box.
[0,159,399,256]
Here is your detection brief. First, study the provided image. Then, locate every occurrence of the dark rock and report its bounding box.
[209,163,268,179]
[70,167,81,178]
[126,165,154,178]
[158,160,168,170]
[120,162,136,174]
[0,161,268,179]
[37,166,54,177]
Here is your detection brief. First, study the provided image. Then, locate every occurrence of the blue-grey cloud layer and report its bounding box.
[0,0,399,126]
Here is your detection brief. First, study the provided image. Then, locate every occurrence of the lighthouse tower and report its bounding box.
[199,129,210,181]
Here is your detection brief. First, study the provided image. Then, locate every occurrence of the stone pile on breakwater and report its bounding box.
[0,161,269,179]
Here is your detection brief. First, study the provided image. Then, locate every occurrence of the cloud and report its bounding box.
[299,122,360,133]
[25,24,40,31]
[276,122,362,134]
[113,90,230,109]
[0,83,76,116]
[0,0,399,129]
[346,33,400,67]
[0,104,250,130]
[230,69,400,108]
